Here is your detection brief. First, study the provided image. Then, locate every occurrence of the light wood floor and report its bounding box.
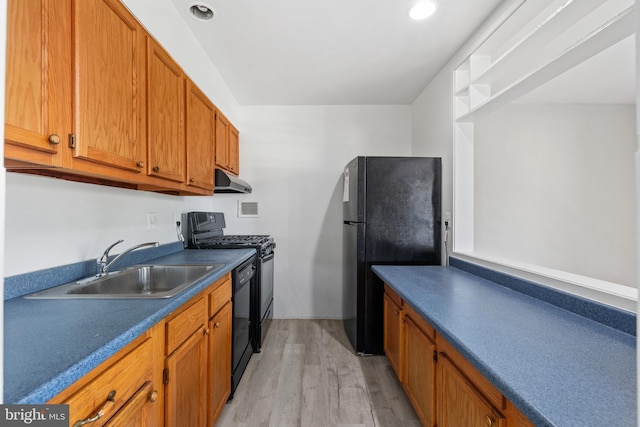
[216,319,421,427]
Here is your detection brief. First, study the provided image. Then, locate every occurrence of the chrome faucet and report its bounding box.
[97,240,159,277]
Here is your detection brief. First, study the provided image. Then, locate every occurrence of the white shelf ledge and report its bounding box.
[455,6,635,122]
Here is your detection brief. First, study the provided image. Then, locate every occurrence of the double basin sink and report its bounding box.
[25,264,224,299]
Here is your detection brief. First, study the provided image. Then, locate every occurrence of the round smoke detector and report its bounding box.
[189,3,216,21]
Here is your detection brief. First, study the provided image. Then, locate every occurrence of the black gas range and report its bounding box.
[183,212,275,354]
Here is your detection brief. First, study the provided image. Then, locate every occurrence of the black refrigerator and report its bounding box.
[342,156,441,355]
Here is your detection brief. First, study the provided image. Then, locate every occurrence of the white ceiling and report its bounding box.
[168,0,504,105]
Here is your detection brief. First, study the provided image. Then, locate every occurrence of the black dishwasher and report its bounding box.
[230,255,256,398]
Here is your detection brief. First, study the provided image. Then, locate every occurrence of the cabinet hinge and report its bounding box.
[163,368,169,385]
[433,350,438,363]
[68,134,76,149]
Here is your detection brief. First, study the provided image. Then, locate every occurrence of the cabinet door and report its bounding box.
[72,0,146,173]
[186,81,215,191]
[146,38,186,183]
[103,381,158,427]
[165,326,208,427]
[215,112,230,171]
[228,125,239,175]
[208,301,232,425]
[4,0,71,166]
[438,352,506,427]
[404,315,436,427]
[383,292,403,380]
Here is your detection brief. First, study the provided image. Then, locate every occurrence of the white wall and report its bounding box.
[474,103,636,288]
[210,106,413,318]
[412,69,456,259]
[4,174,215,276]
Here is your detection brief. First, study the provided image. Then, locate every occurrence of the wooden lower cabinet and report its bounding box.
[404,314,436,427]
[50,328,163,427]
[382,283,533,427]
[49,273,234,427]
[209,301,233,424]
[164,324,208,427]
[383,290,403,379]
[438,353,505,427]
[102,380,157,427]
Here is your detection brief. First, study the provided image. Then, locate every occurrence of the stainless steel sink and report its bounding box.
[25,264,224,299]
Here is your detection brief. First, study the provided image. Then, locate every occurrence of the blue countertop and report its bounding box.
[4,248,255,404]
[372,264,636,427]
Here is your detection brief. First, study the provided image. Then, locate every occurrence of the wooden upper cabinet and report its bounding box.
[228,124,239,175]
[146,38,186,183]
[72,0,147,173]
[185,81,215,191]
[5,0,228,194]
[214,111,240,176]
[214,111,230,172]
[4,0,72,167]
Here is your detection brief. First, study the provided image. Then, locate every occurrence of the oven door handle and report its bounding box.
[261,253,275,262]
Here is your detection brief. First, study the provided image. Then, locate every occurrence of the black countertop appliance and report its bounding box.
[342,156,441,355]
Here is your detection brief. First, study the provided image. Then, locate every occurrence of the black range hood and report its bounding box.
[214,169,252,194]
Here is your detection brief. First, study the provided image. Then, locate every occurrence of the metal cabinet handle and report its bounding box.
[72,390,116,427]
[136,161,144,168]
[148,390,158,403]
[204,328,210,336]
[189,178,195,183]
[214,322,220,328]
[48,134,61,145]
[484,414,495,426]
[152,166,160,173]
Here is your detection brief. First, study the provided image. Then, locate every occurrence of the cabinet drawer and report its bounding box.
[384,283,403,307]
[166,296,207,355]
[64,337,154,427]
[209,275,232,318]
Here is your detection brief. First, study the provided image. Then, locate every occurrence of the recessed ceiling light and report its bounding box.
[409,1,437,20]
[189,3,216,21]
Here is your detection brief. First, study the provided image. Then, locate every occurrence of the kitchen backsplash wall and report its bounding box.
[4,173,213,277]
[215,105,414,319]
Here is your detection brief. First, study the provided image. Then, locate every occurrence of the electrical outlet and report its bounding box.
[147,212,158,230]
[174,212,182,226]
[444,212,452,226]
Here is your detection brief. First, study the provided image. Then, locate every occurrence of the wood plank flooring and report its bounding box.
[216,319,421,427]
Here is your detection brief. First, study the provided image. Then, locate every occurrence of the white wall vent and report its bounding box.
[238,201,259,218]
